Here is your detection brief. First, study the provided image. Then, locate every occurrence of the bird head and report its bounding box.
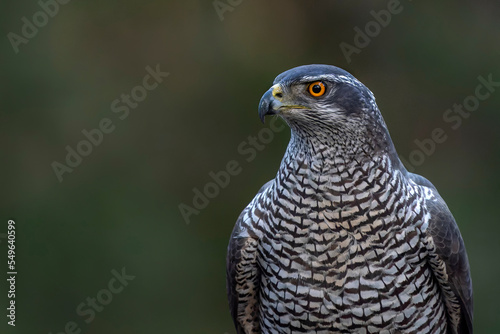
[258,64,394,157]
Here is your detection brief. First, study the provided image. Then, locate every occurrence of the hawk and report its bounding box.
[226,64,473,333]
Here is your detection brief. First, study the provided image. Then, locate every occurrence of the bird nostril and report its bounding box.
[274,92,283,98]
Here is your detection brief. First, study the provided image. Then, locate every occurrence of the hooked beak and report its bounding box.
[258,88,283,123]
[258,84,307,123]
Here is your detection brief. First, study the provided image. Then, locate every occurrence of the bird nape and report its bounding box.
[226,64,473,334]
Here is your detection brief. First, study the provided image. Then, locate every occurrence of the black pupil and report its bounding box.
[312,84,322,94]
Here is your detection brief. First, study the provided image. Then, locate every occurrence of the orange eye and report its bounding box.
[308,81,326,97]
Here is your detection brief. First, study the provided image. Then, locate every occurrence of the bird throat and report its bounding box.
[271,132,404,233]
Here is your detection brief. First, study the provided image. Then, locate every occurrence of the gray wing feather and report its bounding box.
[409,173,473,333]
[226,180,273,334]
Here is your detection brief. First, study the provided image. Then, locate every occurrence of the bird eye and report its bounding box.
[308,81,326,97]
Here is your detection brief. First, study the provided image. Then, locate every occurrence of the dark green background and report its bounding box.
[2,0,499,333]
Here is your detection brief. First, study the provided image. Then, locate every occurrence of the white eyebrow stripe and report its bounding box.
[301,75,338,82]
[300,74,364,88]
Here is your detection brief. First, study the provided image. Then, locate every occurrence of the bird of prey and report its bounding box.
[226,65,473,334]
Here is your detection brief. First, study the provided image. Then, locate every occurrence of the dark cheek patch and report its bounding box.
[332,85,364,114]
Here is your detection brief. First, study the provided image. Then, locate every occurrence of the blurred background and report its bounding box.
[1,0,499,333]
